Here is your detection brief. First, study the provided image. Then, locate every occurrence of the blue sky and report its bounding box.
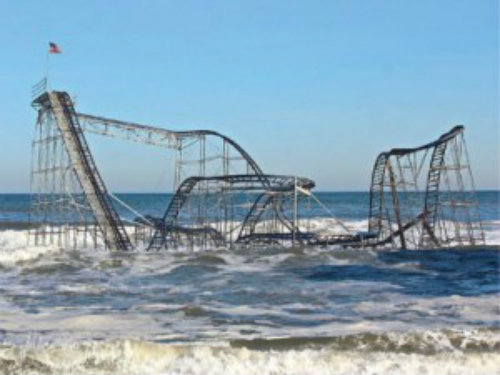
[0,0,498,192]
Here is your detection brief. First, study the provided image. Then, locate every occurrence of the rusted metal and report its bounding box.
[29,90,484,251]
[367,126,484,249]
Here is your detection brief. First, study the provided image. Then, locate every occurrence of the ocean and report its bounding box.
[0,191,499,375]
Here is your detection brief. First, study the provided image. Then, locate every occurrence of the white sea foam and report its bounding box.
[0,291,497,347]
[0,331,499,375]
[483,219,500,245]
[0,230,62,265]
[0,217,497,268]
[0,223,498,369]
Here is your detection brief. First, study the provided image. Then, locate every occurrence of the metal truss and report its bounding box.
[29,89,485,251]
[147,174,372,250]
[368,126,485,249]
[77,113,266,190]
[30,91,274,250]
[147,174,316,250]
[30,92,129,250]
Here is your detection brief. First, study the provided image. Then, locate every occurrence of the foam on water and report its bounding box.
[0,329,499,375]
[0,217,498,269]
[483,220,500,245]
[0,219,498,375]
[0,230,62,265]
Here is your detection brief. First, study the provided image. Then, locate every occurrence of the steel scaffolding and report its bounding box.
[367,126,485,249]
[29,90,485,251]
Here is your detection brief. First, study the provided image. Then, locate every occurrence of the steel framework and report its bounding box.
[367,126,485,249]
[147,174,315,250]
[30,92,130,250]
[29,89,485,251]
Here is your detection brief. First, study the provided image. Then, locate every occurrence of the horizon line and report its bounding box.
[1,189,499,195]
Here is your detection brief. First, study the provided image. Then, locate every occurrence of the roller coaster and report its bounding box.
[29,87,485,251]
[367,126,484,249]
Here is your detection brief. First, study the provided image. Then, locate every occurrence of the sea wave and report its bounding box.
[0,230,62,265]
[0,329,499,375]
[0,218,498,266]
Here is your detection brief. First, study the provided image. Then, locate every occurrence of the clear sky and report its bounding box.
[0,0,498,192]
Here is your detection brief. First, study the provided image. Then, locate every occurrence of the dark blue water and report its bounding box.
[1,191,498,223]
[304,249,500,297]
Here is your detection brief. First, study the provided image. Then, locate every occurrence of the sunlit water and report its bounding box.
[0,192,499,375]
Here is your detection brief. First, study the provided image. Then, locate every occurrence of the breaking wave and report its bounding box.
[0,230,63,265]
[1,329,499,375]
[0,219,498,375]
[0,218,498,265]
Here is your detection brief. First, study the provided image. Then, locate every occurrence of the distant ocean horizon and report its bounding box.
[1,190,499,222]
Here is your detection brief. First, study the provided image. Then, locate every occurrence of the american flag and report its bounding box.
[49,42,62,54]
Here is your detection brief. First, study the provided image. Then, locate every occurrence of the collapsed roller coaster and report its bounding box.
[29,87,485,251]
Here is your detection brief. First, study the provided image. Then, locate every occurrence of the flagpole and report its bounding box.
[45,50,50,90]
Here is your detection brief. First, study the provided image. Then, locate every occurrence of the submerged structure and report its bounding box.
[29,87,485,251]
[367,126,485,249]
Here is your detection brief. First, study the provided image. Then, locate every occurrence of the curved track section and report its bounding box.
[367,125,482,248]
[148,175,315,250]
[77,113,268,186]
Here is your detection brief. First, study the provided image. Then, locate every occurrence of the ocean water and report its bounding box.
[0,192,499,375]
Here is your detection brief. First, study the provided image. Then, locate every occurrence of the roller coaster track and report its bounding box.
[420,140,450,246]
[34,92,132,250]
[76,113,267,185]
[236,193,275,243]
[368,126,465,247]
[31,89,481,251]
[368,153,388,238]
[148,174,314,250]
[32,91,270,251]
[235,192,303,244]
